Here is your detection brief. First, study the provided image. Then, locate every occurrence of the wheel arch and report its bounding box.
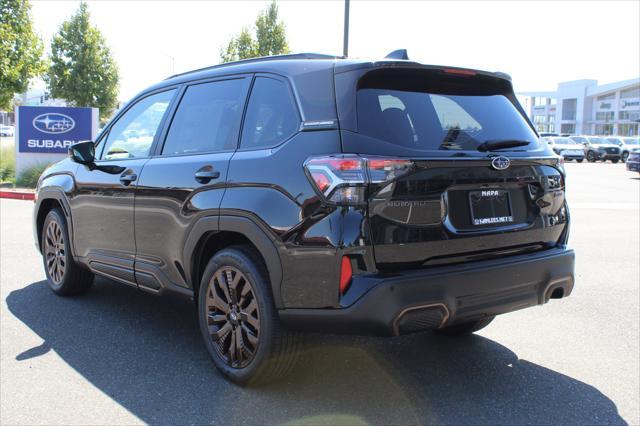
[185,215,284,308]
[35,189,74,256]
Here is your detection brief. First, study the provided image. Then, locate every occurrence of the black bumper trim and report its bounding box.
[279,247,575,336]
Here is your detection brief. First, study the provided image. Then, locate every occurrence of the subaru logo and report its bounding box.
[491,156,510,170]
[33,113,75,134]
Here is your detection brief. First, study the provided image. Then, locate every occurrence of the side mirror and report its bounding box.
[69,141,96,166]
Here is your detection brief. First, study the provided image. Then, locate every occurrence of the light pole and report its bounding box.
[343,0,350,57]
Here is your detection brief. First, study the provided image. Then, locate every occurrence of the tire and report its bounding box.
[622,152,629,163]
[198,246,301,386]
[41,209,93,296]
[612,159,619,164]
[577,159,584,163]
[434,316,495,336]
[586,151,596,162]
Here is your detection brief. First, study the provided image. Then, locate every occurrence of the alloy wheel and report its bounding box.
[205,266,260,368]
[44,220,65,284]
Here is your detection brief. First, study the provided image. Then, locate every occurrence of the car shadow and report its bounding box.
[7,279,626,425]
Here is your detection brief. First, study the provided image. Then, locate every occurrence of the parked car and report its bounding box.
[546,136,585,162]
[0,125,15,136]
[627,148,640,173]
[32,52,575,385]
[607,136,640,163]
[570,135,622,162]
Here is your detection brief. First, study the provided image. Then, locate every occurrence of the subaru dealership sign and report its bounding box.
[14,106,98,178]
[17,106,97,153]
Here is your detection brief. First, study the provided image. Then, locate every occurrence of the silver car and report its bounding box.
[546,137,585,162]
[607,136,640,163]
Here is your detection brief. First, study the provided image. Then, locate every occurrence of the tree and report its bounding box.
[220,1,290,63]
[46,2,119,120]
[0,0,46,110]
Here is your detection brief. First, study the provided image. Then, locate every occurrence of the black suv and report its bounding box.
[33,53,575,385]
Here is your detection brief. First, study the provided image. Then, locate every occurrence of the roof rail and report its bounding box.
[165,53,342,80]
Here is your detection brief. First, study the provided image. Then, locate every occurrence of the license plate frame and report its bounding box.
[468,189,514,226]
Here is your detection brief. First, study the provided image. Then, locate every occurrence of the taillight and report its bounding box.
[304,155,413,205]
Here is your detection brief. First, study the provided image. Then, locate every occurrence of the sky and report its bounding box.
[29,0,640,102]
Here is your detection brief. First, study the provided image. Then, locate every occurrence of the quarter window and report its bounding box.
[162,79,249,155]
[100,90,175,160]
[240,77,299,150]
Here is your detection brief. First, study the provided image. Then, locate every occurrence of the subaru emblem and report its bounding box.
[33,113,76,134]
[491,156,510,170]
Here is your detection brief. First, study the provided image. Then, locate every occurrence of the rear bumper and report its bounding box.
[279,247,575,336]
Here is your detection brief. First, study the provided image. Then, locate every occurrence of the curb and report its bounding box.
[0,190,35,201]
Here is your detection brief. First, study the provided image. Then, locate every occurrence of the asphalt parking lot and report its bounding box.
[1,162,638,425]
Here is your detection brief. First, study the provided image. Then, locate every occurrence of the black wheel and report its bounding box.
[42,209,93,295]
[198,247,300,385]
[586,151,596,162]
[622,152,629,163]
[577,159,584,163]
[434,316,495,336]
[611,158,619,164]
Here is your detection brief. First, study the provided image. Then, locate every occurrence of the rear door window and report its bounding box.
[240,76,300,150]
[162,78,249,155]
[357,88,538,152]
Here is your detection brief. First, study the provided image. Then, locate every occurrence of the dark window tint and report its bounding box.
[100,90,175,160]
[357,88,539,152]
[240,77,299,150]
[162,79,248,155]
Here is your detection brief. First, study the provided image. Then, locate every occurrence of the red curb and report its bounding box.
[0,190,35,201]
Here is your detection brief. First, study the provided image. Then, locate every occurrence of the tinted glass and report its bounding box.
[588,137,606,144]
[162,79,248,155]
[240,77,299,150]
[570,136,587,144]
[553,137,577,144]
[101,90,175,160]
[357,88,539,152]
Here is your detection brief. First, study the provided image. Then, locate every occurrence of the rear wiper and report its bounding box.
[477,139,531,152]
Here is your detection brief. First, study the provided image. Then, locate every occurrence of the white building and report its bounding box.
[518,78,640,136]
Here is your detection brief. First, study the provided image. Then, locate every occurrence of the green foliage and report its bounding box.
[0,0,46,110]
[220,1,290,63]
[16,162,50,188]
[46,2,119,120]
[0,143,15,182]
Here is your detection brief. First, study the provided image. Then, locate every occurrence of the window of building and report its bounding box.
[560,123,576,134]
[162,79,249,155]
[595,111,615,121]
[534,97,547,107]
[619,123,639,136]
[595,124,614,135]
[561,99,577,120]
[100,90,175,160]
[548,115,555,123]
[620,87,640,99]
[549,98,557,105]
[240,77,300,150]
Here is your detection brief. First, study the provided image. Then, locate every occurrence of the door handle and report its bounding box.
[194,166,220,184]
[119,172,137,185]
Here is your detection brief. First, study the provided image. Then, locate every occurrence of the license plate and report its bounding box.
[468,190,514,226]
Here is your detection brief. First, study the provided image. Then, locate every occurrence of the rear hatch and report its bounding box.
[335,65,568,270]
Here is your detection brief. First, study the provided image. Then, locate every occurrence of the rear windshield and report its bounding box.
[356,87,539,152]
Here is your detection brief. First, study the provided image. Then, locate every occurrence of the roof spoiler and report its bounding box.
[385,49,409,60]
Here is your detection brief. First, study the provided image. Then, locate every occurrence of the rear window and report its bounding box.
[356,87,538,152]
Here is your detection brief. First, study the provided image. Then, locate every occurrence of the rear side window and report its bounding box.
[162,78,249,155]
[240,77,299,150]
